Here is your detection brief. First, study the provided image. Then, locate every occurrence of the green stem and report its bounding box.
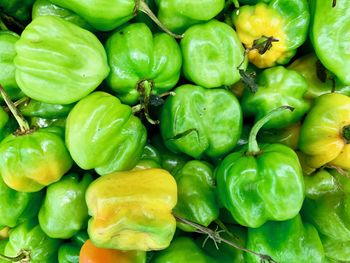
[342,125,350,144]
[0,250,30,262]
[0,85,30,133]
[248,106,294,154]
[138,0,184,39]
[0,17,8,31]
[232,0,240,8]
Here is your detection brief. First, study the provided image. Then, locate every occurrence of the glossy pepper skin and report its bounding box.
[66,92,147,175]
[4,221,62,263]
[19,99,74,119]
[58,230,88,263]
[105,23,182,105]
[160,85,242,159]
[38,173,92,239]
[233,0,309,68]
[242,66,309,129]
[14,16,109,104]
[86,169,177,251]
[181,20,246,88]
[155,0,225,34]
[299,93,350,169]
[132,144,161,171]
[246,215,325,263]
[173,160,219,232]
[216,107,305,228]
[310,0,350,85]
[0,0,35,21]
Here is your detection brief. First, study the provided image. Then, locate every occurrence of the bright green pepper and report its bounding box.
[38,173,92,239]
[66,91,147,175]
[4,221,61,263]
[245,215,325,263]
[0,0,35,21]
[160,84,242,159]
[242,66,309,129]
[181,20,246,88]
[216,107,304,228]
[310,0,350,85]
[105,23,182,105]
[173,160,219,232]
[155,0,225,34]
[14,16,109,104]
[19,99,74,119]
[321,234,350,262]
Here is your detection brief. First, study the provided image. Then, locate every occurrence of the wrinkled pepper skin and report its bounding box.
[0,176,42,228]
[233,0,310,68]
[160,85,242,159]
[19,99,74,119]
[310,0,350,85]
[5,221,61,263]
[246,215,325,263]
[14,16,109,104]
[0,0,35,21]
[181,20,246,88]
[173,160,219,231]
[299,93,350,169]
[155,0,225,34]
[152,237,216,263]
[66,91,147,175]
[86,169,177,251]
[242,66,309,129]
[0,31,23,100]
[288,53,350,99]
[106,23,182,105]
[38,173,92,239]
[0,129,73,192]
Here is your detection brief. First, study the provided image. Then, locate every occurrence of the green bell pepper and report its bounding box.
[19,99,74,119]
[310,0,350,85]
[160,84,242,159]
[105,23,182,105]
[65,91,147,175]
[181,20,246,88]
[38,173,92,239]
[0,0,35,21]
[246,214,325,263]
[173,160,219,231]
[241,66,309,129]
[321,234,350,262]
[216,107,304,228]
[14,16,109,104]
[155,0,225,34]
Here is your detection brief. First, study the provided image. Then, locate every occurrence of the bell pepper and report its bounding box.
[65,91,147,175]
[19,99,74,119]
[245,214,325,263]
[321,234,350,262]
[181,20,246,88]
[173,160,219,232]
[242,66,309,129]
[105,23,182,105]
[310,0,350,85]
[86,168,177,251]
[133,144,161,171]
[288,53,350,100]
[298,93,350,169]
[0,0,35,21]
[233,0,310,68]
[160,84,242,159]
[38,173,92,239]
[155,0,225,34]
[216,106,304,228]
[58,230,88,263]
[4,221,61,263]
[14,16,109,104]
[0,31,23,100]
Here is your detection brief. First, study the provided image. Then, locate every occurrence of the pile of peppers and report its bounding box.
[0,0,349,262]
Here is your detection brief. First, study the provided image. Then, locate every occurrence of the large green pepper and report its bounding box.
[155,0,225,34]
[105,23,182,105]
[38,173,92,239]
[242,66,309,129]
[173,160,219,231]
[66,91,147,175]
[4,221,61,263]
[245,215,325,263]
[181,20,246,88]
[0,0,35,21]
[233,0,309,68]
[160,84,242,159]
[14,16,109,104]
[310,0,350,85]
[216,107,304,228]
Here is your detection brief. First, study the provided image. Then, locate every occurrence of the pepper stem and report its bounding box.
[137,0,184,39]
[0,85,30,133]
[342,125,350,144]
[0,17,8,30]
[248,106,294,154]
[0,250,30,262]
